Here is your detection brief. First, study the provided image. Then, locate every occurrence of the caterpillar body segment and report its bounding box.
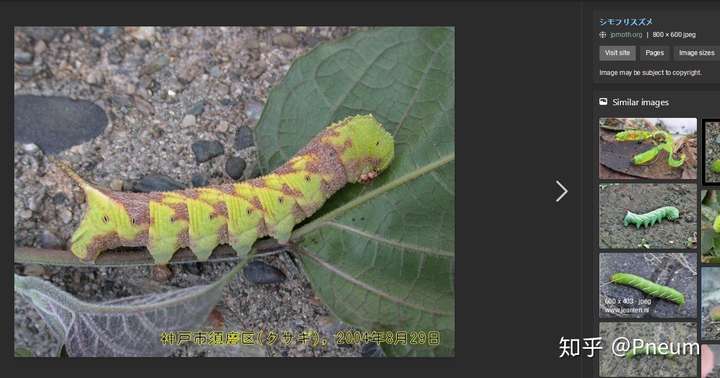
[57,114,395,264]
[623,206,680,229]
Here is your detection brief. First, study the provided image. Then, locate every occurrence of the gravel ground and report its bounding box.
[599,183,697,249]
[705,121,720,183]
[598,322,697,377]
[599,253,697,319]
[14,26,371,357]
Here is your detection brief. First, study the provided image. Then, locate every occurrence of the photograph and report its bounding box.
[700,190,720,263]
[598,322,697,377]
[701,267,720,341]
[599,118,697,180]
[704,120,720,184]
[702,344,719,378]
[599,253,696,319]
[14,26,455,358]
[599,183,696,249]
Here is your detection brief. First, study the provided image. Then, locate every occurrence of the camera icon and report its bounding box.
[599,97,608,106]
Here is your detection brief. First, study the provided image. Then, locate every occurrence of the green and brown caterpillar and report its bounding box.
[610,272,685,305]
[623,206,680,229]
[614,129,685,168]
[55,114,394,264]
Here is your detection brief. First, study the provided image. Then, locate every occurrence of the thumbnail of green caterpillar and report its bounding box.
[623,206,680,229]
[624,345,677,360]
[54,114,394,264]
[610,272,685,305]
[614,129,685,168]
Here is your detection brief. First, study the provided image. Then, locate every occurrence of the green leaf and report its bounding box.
[256,27,455,356]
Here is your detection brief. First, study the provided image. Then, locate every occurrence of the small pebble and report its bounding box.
[132,175,185,192]
[234,126,255,150]
[243,261,286,285]
[209,66,222,78]
[58,208,73,224]
[272,32,298,48]
[20,210,33,220]
[133,96,155,114]
[27,192,44,211]
[21,143,39,153]
[191,174,209,187]
[111,95,132,107]
[38,230,64,250]
[151,265,173,282]
[187,100,205,116]
[23,264,46,277]
[225,156,246,180]
[14,49,33,64]
[244,100,263,124]
[85,70,104,85]
[52,192,68,205]
[191,140,224,163]
[33,40,47,55]
[93,26,120,38]
[130,26,155,41]
[110,179,124,191]
[181,114,196,127]
[216,120,230,133]
[140,54,169,76]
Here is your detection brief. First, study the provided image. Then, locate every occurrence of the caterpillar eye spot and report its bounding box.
[246,209,252,215]
[278,197,284,204]
[305,175,311,182]
[209,214,214,219]
[102,215,110,224]
[170,216,175,223]
[376,141,380,146]
[130,217,136,225]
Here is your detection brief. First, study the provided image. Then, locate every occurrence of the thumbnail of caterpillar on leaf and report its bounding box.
[623,206,680,229]
[614,129,685,168]
[610,272,685,305]
[53,114,394,264]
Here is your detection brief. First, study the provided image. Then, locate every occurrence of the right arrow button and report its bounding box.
[556,180,568,202]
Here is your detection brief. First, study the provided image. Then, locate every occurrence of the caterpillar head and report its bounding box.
[53,160,143,262]
[327,114,395,183]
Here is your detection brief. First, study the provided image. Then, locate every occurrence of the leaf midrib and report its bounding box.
[291,152,455,240]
